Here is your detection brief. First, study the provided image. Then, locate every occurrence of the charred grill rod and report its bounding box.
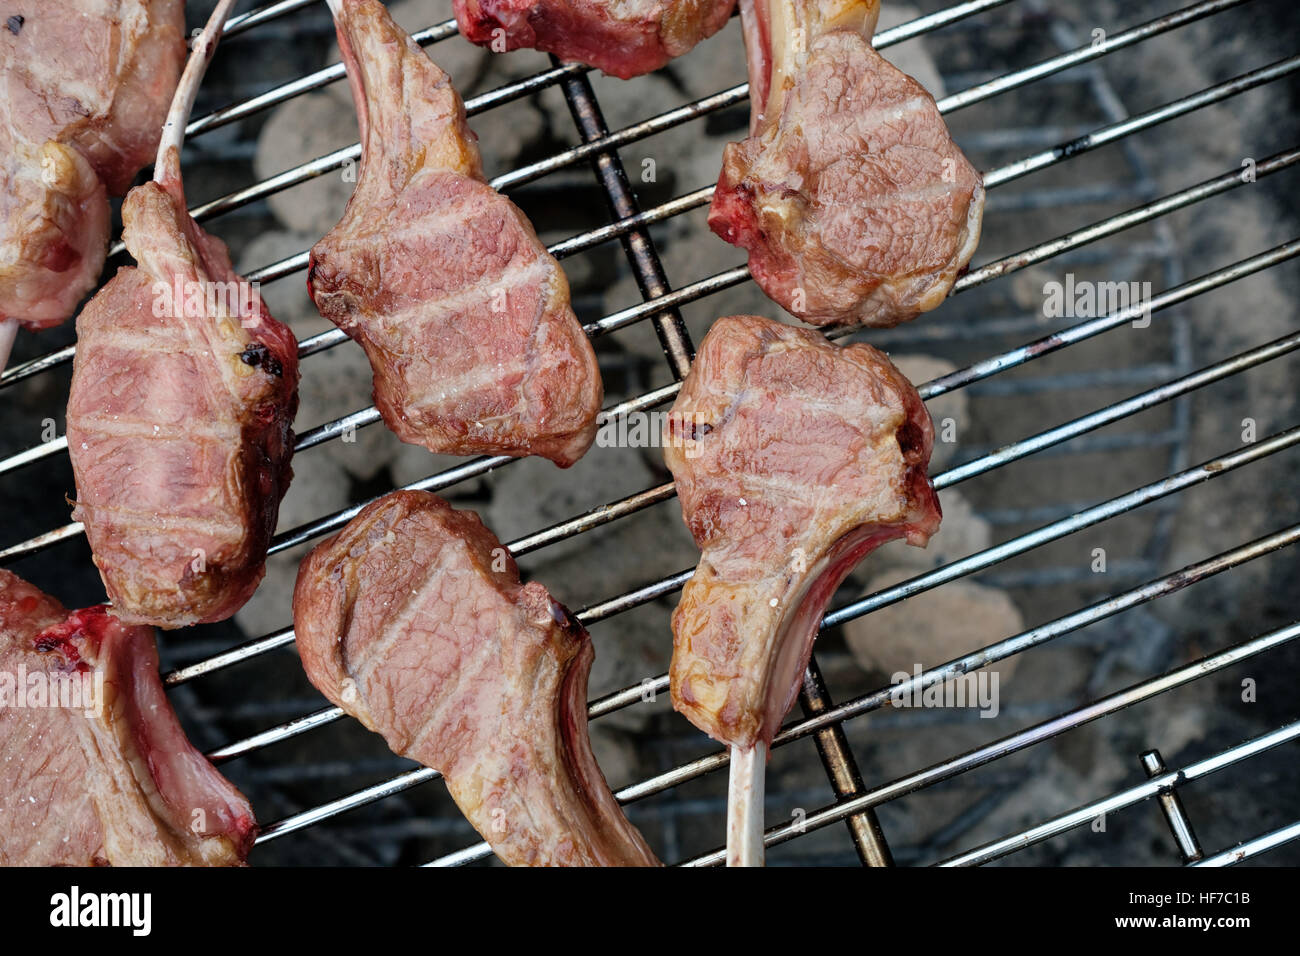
[1139,749,1205,863]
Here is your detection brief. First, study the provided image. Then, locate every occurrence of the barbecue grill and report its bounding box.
[2,0,1297,866]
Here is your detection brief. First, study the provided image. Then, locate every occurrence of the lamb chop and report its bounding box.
[65,0,299,628]
[663,315,941,863]
[709,0,984,328]
[454,0,736,79]
[0,1,187,366]
[0,570,256,865]
[309,0,601,467]
[293,490,660,867]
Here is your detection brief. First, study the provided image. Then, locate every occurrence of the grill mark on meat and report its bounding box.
[73,415,241,443]
[403,633,498,759]
[88,328,203,353]
[516,285,566,424]
[72,504,250,540]
[399,261,559,417]
[406,362,532,415]
[713,470,902,512]
[842,179,977,211]
[345,563,449,690]
[724,374,900,423]
[328,186,489,251]
[808,92,934,138]
[368,256,555,339]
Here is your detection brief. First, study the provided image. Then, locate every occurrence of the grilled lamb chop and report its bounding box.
[454,0,735,79]
[293,490,660,867]
[664,315,940,862]
[66,0,299,628]
[667,315,941,745]
[0,0,186,350]
[309,0,601,467]
[0,570,256,865]
[709,0,984,327]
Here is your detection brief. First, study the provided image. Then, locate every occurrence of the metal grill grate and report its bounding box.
[2,0,1298,866]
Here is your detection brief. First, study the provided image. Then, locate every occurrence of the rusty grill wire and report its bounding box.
[1,0,1298,866]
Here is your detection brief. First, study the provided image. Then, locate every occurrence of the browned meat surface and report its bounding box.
[664,315,941,748]
[0,570,256,865]
[293,490,660,866]
[0,0,185,330]
[455,0,735,79]
[709,0,984,328]
[309,0,601,467]
[65,2,299,628]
